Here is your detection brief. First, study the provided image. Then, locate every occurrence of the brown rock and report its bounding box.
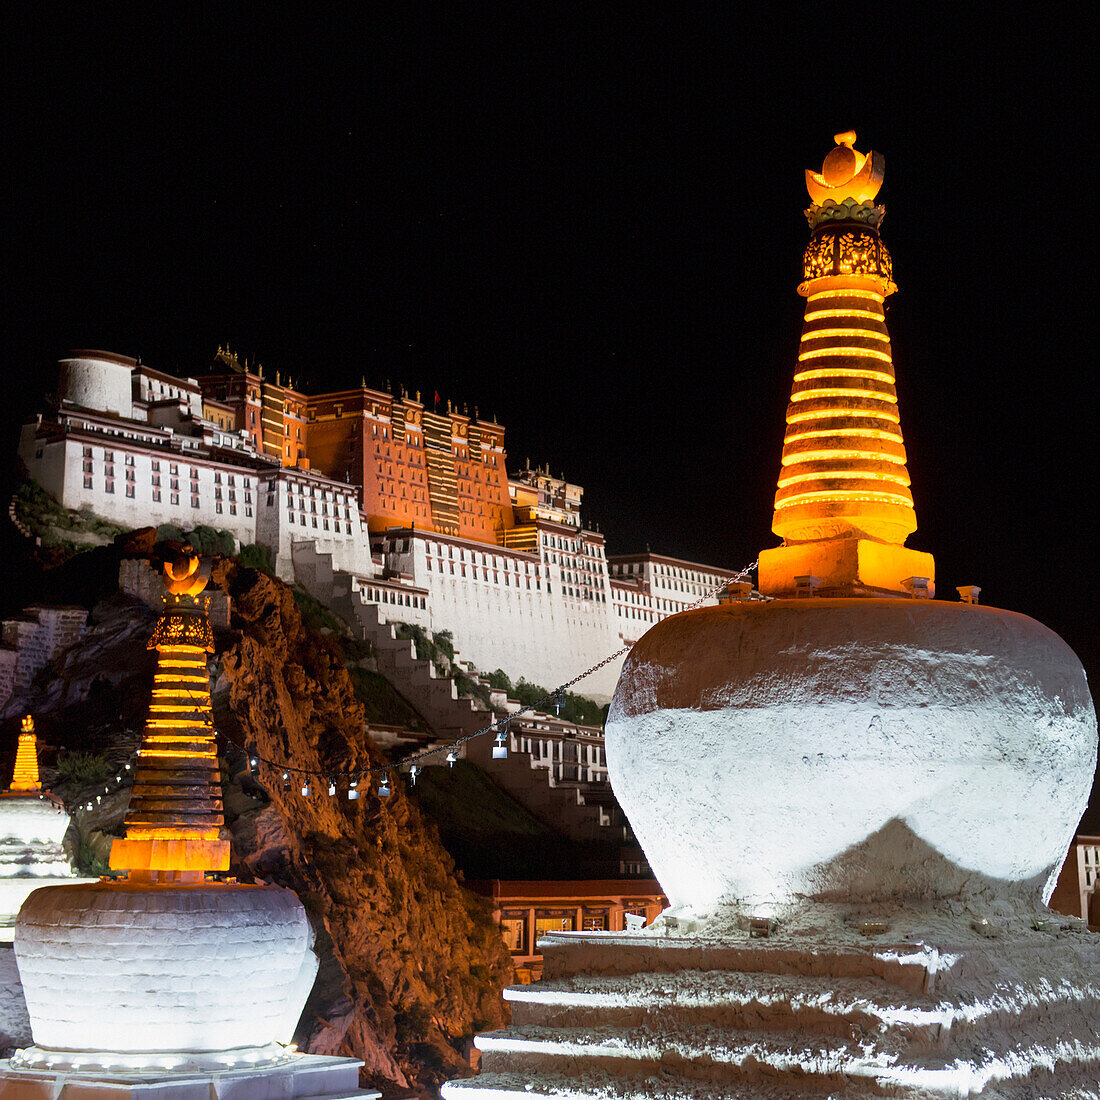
[214,563,511,1095]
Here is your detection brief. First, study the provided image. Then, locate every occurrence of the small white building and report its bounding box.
[18,351,369,581]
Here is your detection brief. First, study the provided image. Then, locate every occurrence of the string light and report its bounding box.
[60,560,755,807]
[204,558,758,799]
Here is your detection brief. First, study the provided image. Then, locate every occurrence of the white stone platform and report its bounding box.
[443,903,1100,1099]
[0,1053,380,1100]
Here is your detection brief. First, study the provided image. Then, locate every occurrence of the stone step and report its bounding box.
[472,1019,1100,1095]
[442,1070,887,1099]
[474,1020,908,1090]
[536,932,963,996]
[506,968,942,1039]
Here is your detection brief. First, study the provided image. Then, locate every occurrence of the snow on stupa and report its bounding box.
[442,134,1100,1098]
[0,546,379,1099]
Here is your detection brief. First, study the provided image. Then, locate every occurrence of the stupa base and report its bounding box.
[0,1051,379,1100]
[443,902,1100,1099]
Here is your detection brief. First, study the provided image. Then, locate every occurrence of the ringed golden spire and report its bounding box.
[9,715,42,792]
[759,133,934,598]
[109,547,230,883]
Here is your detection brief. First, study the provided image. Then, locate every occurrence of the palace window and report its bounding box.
[170,492,179,505]
[83,475,93,489]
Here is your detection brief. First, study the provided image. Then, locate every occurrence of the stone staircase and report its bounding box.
[443,926,1100,1098]
[290,541,634,852]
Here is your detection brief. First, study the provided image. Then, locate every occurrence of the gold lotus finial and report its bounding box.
[805,131,884,205]
[163,548,208,597]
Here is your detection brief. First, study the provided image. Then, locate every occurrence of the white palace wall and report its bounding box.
[19,400,733,707]
[257,469,372,581]
[384,534,624,700]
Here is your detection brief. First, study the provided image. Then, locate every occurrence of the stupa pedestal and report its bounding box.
[0,548,378,1099]
[442,133,1100,1098]
[448,909,1100,1099]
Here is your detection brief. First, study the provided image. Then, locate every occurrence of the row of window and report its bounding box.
[80,474,254,517]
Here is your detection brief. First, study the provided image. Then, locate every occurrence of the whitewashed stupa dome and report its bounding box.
[15,881,317,1067]
[605,598,1097,915]
[11,550,319,1071]
[0,717,71,879]
[0,795,69,878]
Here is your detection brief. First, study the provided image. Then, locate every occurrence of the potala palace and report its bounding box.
[18,349,735,698]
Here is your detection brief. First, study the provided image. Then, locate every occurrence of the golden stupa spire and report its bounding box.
[109,547,230,883]
[759,132,934,598]
[9,715,42,792]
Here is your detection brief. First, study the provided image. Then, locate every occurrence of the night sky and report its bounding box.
[5,11,1097,821]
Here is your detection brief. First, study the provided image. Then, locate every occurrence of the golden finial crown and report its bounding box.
[163,548,208,597]
[806,131,884,205]
[21,715,34,734]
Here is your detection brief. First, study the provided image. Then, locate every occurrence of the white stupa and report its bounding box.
[0,548,379,1098]
[0,716,94,1051]
[0,716,91,936]
[442,134,1100,1098]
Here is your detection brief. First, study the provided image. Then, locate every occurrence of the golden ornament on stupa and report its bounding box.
[108,546,229,881]
[759,130,934,597]
[9,715,42,792]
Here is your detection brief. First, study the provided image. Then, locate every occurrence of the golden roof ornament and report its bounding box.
[110,543,228,881]
[805,131,884,205]
[9,715,42,792]
[758,131,933,597]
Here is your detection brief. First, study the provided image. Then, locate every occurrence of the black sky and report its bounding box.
[4,10,1097,817]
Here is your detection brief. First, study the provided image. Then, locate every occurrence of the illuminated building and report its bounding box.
[472,880,667,983]
[0,547,377,1100]
[443,133,1099,1097]
[19,353,730,700]
[304,385,512,542]
[200,347,309,467]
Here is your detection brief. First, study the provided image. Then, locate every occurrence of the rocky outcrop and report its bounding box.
[212,561,511,1095]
